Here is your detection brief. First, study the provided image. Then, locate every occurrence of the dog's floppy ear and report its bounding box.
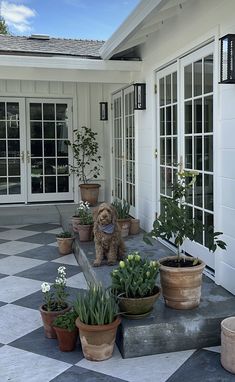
[110,204,117,224]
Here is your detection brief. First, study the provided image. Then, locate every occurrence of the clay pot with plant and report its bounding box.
[112,199,131,237]
[53,310,78,352]
[65,126,102,206]
[144,170,227,310]
[56,231,74,255]
[75,201,93,242]
[74,284,120,361]
[111,252,160,319]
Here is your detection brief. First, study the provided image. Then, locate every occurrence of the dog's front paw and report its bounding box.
[93,260,101,267]
[107,260,116,266]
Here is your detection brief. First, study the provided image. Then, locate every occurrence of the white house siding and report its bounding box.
[126,0,235,293]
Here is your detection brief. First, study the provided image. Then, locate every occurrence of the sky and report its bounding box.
[0,0,140,40]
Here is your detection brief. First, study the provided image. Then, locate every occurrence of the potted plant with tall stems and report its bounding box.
[74,284,120,361]
[144,170,227,310]
[65,126,102,205]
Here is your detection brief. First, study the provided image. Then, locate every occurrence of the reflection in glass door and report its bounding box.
[27,99,73,202]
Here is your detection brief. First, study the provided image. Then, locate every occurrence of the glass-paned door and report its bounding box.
[0,98,26,203]
[27,99,73,202]
[112,87,136,216]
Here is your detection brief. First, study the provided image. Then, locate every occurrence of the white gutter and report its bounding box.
[100,0,165,60]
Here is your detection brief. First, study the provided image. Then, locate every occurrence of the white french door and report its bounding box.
[157,43,215,269]
[112,87,136,216]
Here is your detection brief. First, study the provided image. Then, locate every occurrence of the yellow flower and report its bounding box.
[119,261,125,269]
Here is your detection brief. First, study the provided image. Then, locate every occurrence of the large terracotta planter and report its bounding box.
[71,216,81,233]
[118,286,161,319]
[39,304,71,338]
[117,218,131,238]
[221,316,235,374]
[53,326,78,352]
[77,224,93,242]
[56,237,74,255]
[79,183,100,206]
[76,316,121,361]
[159,256,205,310]
[129,218,140,235]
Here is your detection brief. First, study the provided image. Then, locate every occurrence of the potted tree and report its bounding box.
[65,126,102,205]
[144,170,227,310]
[76,201,93,242]
[74,284,120,361]
[112,199,131,237]
[111,252,160,319]
[53,310,78,352]
[56,231,74,255]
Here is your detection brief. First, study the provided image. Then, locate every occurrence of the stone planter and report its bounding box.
[56,237,74,255]
[221,316,235,374]
[79,183,100,206]
[117,218,131,238]
[129,218,140,235]
[77,224,93,242]
[53,326,78,352]
[39,304,71,339]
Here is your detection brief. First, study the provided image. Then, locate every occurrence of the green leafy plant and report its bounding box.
[56,231,73,238]
[74,284,119,325]
[53,311,78,332]
[65,126,102,184]
[111,252,160,298]
[41,266,69,312]
[144,170,227,262]
[74,201,93,225]
[112,199,130,219]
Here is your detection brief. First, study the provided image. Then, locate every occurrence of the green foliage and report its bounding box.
[111,252,160,298]
[56,231,73,238]
[0,17,9,35]
[65,126,102,184]
[53,311,78,332]
[144,170,227,260]
[112,199,130,219]
[74,284,119,325]
[74,201,93,225]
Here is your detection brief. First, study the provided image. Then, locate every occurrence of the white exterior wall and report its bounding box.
[128,0,235,293]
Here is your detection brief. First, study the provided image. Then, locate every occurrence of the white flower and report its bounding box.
[58,266,66,274]
[41,282,50,293]
[55,277,66,285]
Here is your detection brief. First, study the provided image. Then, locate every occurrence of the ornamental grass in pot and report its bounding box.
[56,231,74,255]
[74,285,120,361]
[111,252,160,319]
[53,310,78,352]
[144,170,227,310]
[112,199,131,237]
[40,266,70,338]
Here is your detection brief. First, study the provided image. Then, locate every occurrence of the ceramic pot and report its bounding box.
[221,316,235,374]
[79,183,100,206]
[77,224,93,242]
[56,237,74,255]
[76,316,121,361]
[53,326,78,352]
[71,216,81,233]
[117,218,131,238]
[39,304,71,339]
[159,256,205,310]
[117,286,161,318]
[129,218,140,235]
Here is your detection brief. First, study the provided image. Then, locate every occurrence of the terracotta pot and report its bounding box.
[159,256,205,310]
[221,317,235,374]
[53,326,78,352]
[71,216,81,233]
[118,286,161,318]
[129,218,140,235]
[77,224,93,242]
[56,237,74,255]
[79,183,101,206]
[117,218,131,238]
[76,316,121,361]
[39,304,71,339]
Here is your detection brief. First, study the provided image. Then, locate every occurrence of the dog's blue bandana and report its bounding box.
[99,223,114,234]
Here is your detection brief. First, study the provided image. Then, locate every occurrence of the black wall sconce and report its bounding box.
[134,83,146,110]
[220,34,235,83]
[99,102,108,121]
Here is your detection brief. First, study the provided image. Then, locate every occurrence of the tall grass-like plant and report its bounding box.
[74,285,119,325]
[112,199,130,219]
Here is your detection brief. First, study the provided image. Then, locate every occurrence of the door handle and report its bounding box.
[26,150,30,163]
[21,151,25,163]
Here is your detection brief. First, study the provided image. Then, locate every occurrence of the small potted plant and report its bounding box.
[56,231,74,255]
[74,284,120,361]
[76,201,93,241]
[111,252,160,319]
[144,169,227,310]
[65,126,102,206]
[53,310,78,352]
[71,201,89,233]
[112,199,131,237]
[40,266,70,338]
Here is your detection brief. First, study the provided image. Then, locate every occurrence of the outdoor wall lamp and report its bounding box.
[99,102,108,120]
[134,83,146,110]
[220,34,235,83]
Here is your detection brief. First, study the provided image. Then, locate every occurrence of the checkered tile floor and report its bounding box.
[0,224,234,381]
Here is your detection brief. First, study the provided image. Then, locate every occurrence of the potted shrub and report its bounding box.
[111,252,160,319]
[56,231,74,255]
[40,266,70,338]
[76,201,93,242]
[112,199,131,237]
[53,310,78,352]
[65,126,102,206]
[74,284,120,361]
[144,170,227,310]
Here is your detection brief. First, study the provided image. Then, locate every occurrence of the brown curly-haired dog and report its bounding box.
[93,203,125,267]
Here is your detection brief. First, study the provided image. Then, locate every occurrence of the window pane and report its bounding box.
[8,159,20,176]
[194,172,203,207]
[44,158,56,175]
[0,159,7,176]
[32,176,43,193]
[194,60,202,96]
[31,122,42,139]
[56,104,67,121]
[0,103,5,119]
[160,108,165,135]
[31,140,42,157]
[166,75,171,104]
[185,101,192,134]
[194,136,202,170]
[44,140,55,157]
[185,137,192,169]
[160,78,164,106]
[45,176,56,193]
[0,140,6,157]
[0,177,7,194]
[166,168,172,196]
[43,104,55,120]
[173,105,177,135]
[204,55,213,94]
[173,137,177,165]
[57,158,69,174]
[8,140,20,157]
[166,138,172,165]
[204,135,213,172]
[160,167,165,194]
[7,103,19,120]
[205,212,214,248]
[57,122,68,139]
[31,159,43,176]
[184,64,192,99]
[194,208,203,244]
[173,72,177,102]
[57,141,68,156]
[44,122,55,139]
[194,99,202,133]
[58,176,69,192]
[166,106,171,136]
[7,120,19,139]
[30,103,42,120]
[9,177,20,194]
[204,96,213,133]
[204,174,213,211]
[160,138,165,165]
[0,121,6,138]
